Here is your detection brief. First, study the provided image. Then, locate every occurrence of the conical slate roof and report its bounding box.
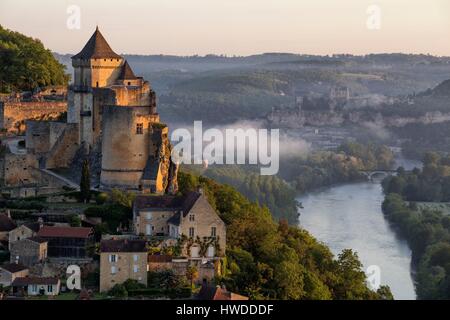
[118,61,138,80]
[72,27,122,60]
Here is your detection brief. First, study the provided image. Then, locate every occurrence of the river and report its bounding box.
[296,157,421,300]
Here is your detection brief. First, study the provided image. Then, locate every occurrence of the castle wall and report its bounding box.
[100,106,158,189]
[0,101,67,133]
[111,81,152,107]
[2,153,37,187]
[44,123,80,169]
[26,121,66,155]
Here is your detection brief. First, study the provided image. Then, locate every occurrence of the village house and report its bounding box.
[99,239,148,293]
[9,237,48,267]
[0,263,29,287]
[0,212,16,242]
[8,220,42,249]
[133,190,226,258]
[11,277,60,296]
[37,226,94,260]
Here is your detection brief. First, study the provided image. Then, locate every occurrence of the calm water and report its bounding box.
[297,182,416,300]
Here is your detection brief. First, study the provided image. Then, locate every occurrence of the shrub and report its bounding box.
[95,192,109,205]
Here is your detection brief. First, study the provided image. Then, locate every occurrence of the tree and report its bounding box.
[80,159,91,203]
[186,266,199,288]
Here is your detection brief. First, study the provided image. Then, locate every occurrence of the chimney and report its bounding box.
[6,209,11,219]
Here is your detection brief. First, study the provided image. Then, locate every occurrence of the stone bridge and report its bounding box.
[359,169,399,180]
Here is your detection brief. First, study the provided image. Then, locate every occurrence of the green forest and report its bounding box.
[0,25,69,93]
[178,171,392,300]
[382,152,450,299]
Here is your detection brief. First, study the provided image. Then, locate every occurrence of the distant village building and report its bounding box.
[11,277,60,296]
[133,190,226,258]
[0,263,29,287]
[99,239,148,293]
[37,226,94,260]
[9,237,48,267]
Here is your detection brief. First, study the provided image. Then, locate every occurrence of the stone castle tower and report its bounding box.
[67,27,177,194]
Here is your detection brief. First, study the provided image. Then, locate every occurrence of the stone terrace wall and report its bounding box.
[0,101,67,133]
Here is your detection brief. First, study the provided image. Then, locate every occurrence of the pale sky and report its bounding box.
[1,0,449,56]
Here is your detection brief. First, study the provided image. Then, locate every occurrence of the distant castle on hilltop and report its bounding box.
[0,27,178,196]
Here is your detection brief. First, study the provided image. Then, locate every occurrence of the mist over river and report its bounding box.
[297,157,421,300]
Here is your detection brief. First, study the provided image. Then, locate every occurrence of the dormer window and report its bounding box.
[189,214,195,222]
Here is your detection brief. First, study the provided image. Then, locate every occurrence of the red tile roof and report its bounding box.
[37,226,93,239]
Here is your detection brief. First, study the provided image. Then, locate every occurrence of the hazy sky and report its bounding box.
[1,0,449,56]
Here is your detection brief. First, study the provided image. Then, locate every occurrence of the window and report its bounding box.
[133,255,139,262]
[111,266,117,274]
[47,285,53,293]
[189,214,195,222]
[31,285,38,293]
[136,123,143,134]
[189,227,195,237]
[96,81,99,87]
[133,265,139,273]
[109,254,117,263]
[146,224,151,235]
[127,81,131,86]
[146,212,152,220]
[211,227,217,238]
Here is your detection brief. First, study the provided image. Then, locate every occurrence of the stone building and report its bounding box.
[37,226,94,260]
[8,221,42,249]
[1,27,178,196]
[133,190,226,258]
[99,239,148,293]
[9,237,48,267]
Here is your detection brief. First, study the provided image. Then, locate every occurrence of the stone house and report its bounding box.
[99,239,148,293]
[133,190,226,258]
[0,212,16,242]
[37,226,94,260]
[0,263,29,287]
[11,277,60,296]
[8,221,42,249]
[9,237,48,267]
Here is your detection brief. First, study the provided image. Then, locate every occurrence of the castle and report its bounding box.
[1,27,178,196]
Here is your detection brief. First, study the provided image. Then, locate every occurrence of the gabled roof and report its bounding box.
[0,263,28,274]
[100,239,147,253]
[134,191,202,216]
[12,277,59,286]
[24,222,41,233]
[118,61,138,80]
[0,213,16,232]
[37,226,93,239]
[196,285,248,300]
[72,27,122,60]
